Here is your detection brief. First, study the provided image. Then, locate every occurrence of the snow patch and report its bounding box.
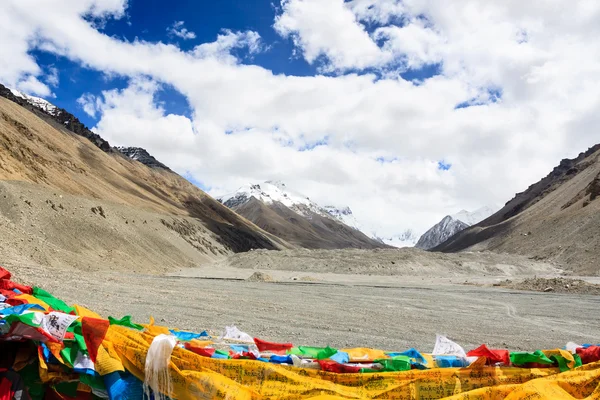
[373,230,419,248]
[219,181,336,220]
[452,206,496,225]
[10,88,60,116]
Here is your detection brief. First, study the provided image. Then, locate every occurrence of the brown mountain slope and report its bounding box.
[229,197,385,249]
[434,144,600,275]
[0,97,288,260]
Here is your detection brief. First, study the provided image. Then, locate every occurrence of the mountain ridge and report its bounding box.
[0,84,170,171]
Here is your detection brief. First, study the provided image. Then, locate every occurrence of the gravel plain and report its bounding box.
[6,252,600,353]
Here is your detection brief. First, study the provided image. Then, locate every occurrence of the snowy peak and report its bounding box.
[9,88,60,116]
[323,205,361,230]
[218,181,385,249]
[219,181,332,219]
[373,229,419,248]
[415,206,498,250]
[415,216,469,250]
[452,206,496,226]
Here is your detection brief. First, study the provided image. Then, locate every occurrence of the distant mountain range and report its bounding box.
[7,82,598,274]
[219,181,386,249]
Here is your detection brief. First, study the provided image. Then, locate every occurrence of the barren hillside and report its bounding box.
[434,145,600,275]
[0,96,289,271]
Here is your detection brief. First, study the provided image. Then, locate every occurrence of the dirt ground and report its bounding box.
[6,254,600,353]
[498,277,600,295]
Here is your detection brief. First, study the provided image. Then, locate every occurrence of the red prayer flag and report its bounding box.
[184,343,215,358]
[0,267,11,281]
[231,351,257,360]
[317,360,362,374]
[81,317,110,363]
[253,337,293,355]
[467,345,510,366]
[577,346,600,364]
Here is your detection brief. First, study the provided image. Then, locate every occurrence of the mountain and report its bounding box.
[323,205,361,230]
[0,84,288,272]
[9,88,60,116]
[415,207,497,250]
[452,206,497,226]
[415,217,470,250]
[219,181,386,249]
[434,144,600,275]
[372,230,420,248]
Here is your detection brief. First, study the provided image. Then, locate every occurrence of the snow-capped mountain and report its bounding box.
[452,206,496,226]
[373,230,420,248]
[220,181,334,219]
[9,88,60,116]
[415,217,469,250]
[415,206,498,250]
[323,205,361,231]
[218,181,385,249]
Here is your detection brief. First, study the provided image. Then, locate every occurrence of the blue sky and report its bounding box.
[32,0,444,130]
[33,0,314,128]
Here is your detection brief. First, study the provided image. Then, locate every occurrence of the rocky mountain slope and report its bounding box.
[416,207,496,250]
[219,181,386,249]
[0,90,288,272]
[117,146,170,170]
[416,216,470,250]
[434,144,600,275]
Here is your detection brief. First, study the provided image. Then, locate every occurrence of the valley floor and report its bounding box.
[6,251,600,352]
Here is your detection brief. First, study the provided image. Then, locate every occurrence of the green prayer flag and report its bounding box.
[80,372,106,390]
[33,287,75,314]
[3,312,40,327]
[510,350,554,366]
[215,349,230,357]
[374,356,411,372]
[288,346,338,360]
[108,315,144,330]
[53,381,79,397]
[70,321,88,352]
[60,342,79,368]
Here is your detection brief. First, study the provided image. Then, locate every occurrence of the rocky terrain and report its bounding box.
[497,277,600,295]
[7,251,599,352]
[434,144,600,275]
[188,247,561,278]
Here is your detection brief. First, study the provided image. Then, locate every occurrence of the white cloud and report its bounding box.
[274,0,388,71]
[193,30,263,63]
[346,0,405,24]
[77,93,102,117]
[167,21,196,40]
[0,0,599,237]
[16,76,52,97]
[46,67,60,87]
